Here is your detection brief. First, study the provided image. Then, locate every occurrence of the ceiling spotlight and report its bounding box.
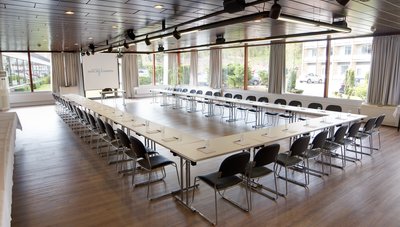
[336,0,350,6]
[86,51,90,56]
[158,44,164,52]
[89,43,95,51]
[216,34,225,44]
[81,52,85,56]
[270,0,281,19]
[91,50,95,55]
[145,35,151,46]
[126,29,135,40]
[123,40,130,49]
[64,10,74,15]
[172,28,181,40]
[108,45,113,52]
[154,4,164,9]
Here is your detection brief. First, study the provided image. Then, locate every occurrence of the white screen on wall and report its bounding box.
[82,53,119,90]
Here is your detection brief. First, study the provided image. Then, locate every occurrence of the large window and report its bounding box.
[285,41,326,97]
[2,52,52,92]
[247,46,270,92]
[179,52,190,85]
[222,47,245,89]
[328,37,372,100]
[154,54,164,85]
[137,54,153,86]
[197,50,210,86]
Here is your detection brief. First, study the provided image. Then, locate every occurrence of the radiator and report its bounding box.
[360,103,399,127]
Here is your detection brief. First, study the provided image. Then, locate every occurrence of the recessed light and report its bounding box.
[154,4,164,9]
[88,37,93,40]
[65,10,74,15]
[254,19,261,22]
[74,43,79,46]
[112,25,118,29]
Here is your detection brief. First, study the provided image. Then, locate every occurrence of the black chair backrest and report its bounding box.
[374,114,385,129]
[363,118,377,132]
[326,105,342,112]
[104,122,116,140]
[189,89,196,94]
[88,113,97,129]
[333,125,348,143]
[82,111,90,123]
[213,91,221,97]
[117,128,131,148]
[233,94,242,99]
[219,152,250,178]
[347,122,361,138]
[196,90,203,95]
[176,88,182,92]
[246,95,256,101]
[182,88,188,93]
[205,91,213,96]
[274,99,287,105]
[308,102,323,109]
[258,97,269,103]
[129,136,148,159]
[290,136,310,156]
[102,88,112,92]
[311,131,328,149]
[224,93,232,98]
[75,107,84,120]
[254,144,280,167]
[96,117,106,134]
[289,100,302,107]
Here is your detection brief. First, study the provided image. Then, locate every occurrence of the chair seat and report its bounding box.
[301,148,322,159]
[138,155,174,170]
[276,153,302,167]
[198,172,243,190]
[323,141,341,150]
[248,166,273,179]
[279,113,293,118]
[265,111,279,116]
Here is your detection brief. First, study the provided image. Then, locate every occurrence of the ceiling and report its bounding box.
[0,0,399,53]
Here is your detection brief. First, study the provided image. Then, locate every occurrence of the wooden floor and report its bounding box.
[11,98,400,227]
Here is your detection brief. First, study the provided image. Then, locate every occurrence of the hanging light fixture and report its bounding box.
[126,29,136,40]
[172,27,181,40]
[336,0,350,6]
[86,51,90,56]
[158,44,164,52]
[107,45,113,52]
[145,35,151,46]
[270,0,281,19]
[123,40,130,49]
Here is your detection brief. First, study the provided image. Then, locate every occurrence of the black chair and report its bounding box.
[258,97,269,103]
[247,144,281,202]
[326,104,342,112]
[370,114,385,151]
[322,125,348,170]
[279,100,302,123]
[308,102,323,109]
[95,117,110,155]
[354,117,377,156]
[341,122,362,162]
[192,152,250,225]
[237,95,256,121]
[216,93,232,116]
[299,130,328,181]
[265,99,287,126]
[104,121,122,165]
[129,136,180,200]
[276,136,310,195]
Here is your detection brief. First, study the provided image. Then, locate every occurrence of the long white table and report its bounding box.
[0,112,22,227]
[63,94,365,213]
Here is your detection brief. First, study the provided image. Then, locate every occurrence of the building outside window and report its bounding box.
[2,52,52,92]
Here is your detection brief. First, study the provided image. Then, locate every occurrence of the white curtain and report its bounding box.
[210,48,222,89]
[64,53,84,95]
[51,53,65,93]
[367,35,400,105]
[189,50,198,86]
[268,43,286,94]
[168,53,178,85]
[122,53,138,98]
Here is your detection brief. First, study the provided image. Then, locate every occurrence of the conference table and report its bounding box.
[0,112,22,227]
[64,94,365,214]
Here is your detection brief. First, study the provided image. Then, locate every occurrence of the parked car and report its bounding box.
[299,73,324,84]
[249,76,261,85]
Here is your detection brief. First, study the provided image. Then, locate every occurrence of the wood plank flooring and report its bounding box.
[10,98,400,227]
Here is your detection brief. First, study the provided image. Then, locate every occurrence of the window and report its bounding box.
[222,47,244,89]
[2,52,52,92]
[328,37,372,100]
[247,46,270,92]
[197,50,210,86]
[179,52,190,85]
[154,54,164,85]
[137,54,153,86]
[285,41,326,97]
[344,45,352,55]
